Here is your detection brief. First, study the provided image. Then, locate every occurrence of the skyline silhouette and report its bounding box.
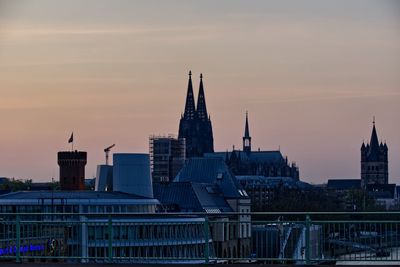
[0,0,399,183]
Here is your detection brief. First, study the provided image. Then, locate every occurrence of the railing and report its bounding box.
[0,212,399,264]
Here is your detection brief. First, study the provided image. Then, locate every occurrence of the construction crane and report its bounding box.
[104,144,115,165]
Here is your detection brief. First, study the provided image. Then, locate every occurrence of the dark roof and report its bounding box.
[153,182,232,212]
[0,190,11,195]
[174,158,245,198]
[327,179,361,190]
[154,182,202,211]
[205,150,285,163]
[0,190,150,200]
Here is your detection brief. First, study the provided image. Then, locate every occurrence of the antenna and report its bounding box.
[104,144,116,165]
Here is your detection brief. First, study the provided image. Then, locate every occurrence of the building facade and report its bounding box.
[178,71,214,158]
[361,121,388,187]
[155,157,252,259]
[0,191,213,263]
[149,135,185,183]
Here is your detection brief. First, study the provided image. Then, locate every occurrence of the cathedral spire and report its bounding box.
[243,111,252,154]
[244,111,250,138]
[183,71,196,120]
[196,73,208,121]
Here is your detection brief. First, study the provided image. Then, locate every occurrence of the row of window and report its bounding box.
[0,204,155,214]
[88,244,206,260]
[88,223,205,241]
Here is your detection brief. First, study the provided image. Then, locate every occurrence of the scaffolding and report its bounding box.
[149,135,186,183]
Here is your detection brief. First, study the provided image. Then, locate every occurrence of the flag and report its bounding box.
[68,132,73,143]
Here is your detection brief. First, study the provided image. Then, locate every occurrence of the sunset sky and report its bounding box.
[0,0,399,184]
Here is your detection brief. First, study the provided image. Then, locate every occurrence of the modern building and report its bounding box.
[0,191,213,263]
[95,165,113,191]
[205,113,299,181]
[58,151,87,190]
[361,120,388,187]
[0,153,214,263]
[178,71,214,158]
[149,135,185,183]
[112,153,154,198]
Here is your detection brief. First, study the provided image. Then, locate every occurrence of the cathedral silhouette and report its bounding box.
[178,71,214,158]
[178,71,299,181]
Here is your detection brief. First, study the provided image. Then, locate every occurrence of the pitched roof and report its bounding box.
[174,157,245,198]
[153,182,233,212]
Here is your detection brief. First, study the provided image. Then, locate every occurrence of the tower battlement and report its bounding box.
[57,151,87,190]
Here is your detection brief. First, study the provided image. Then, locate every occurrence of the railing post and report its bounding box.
[305,214,311,265]
[108,215,113,263]
[16,214,21,263]
[204,216,209,264]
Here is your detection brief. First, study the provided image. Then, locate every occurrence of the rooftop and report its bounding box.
[174,157,245,198]
[0,190,150,200]
[205,150,285,163]
[154,181,233,213]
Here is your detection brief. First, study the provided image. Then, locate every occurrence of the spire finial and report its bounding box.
[200,73,203,79]
[189,70,192,77]
[373,116,375,126]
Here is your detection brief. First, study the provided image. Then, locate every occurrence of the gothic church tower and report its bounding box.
[361,119,388,187]
[178,71,214,158]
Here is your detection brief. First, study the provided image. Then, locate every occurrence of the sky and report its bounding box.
[0,0,399,184]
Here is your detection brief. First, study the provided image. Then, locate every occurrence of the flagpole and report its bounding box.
[69,132,74,151]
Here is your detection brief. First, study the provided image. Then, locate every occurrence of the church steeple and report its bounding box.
[361,117,389,188]
[243,111,251,154]
[196,73,208,121]
[370,118,379,150]
[183,71,196,120]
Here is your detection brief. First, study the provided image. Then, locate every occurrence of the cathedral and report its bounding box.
[361,120,388,187]
[178,71,298,180]
[205,112,300,181]
[178,71,214,158]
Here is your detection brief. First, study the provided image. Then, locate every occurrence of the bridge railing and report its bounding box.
[0,212,399,264]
